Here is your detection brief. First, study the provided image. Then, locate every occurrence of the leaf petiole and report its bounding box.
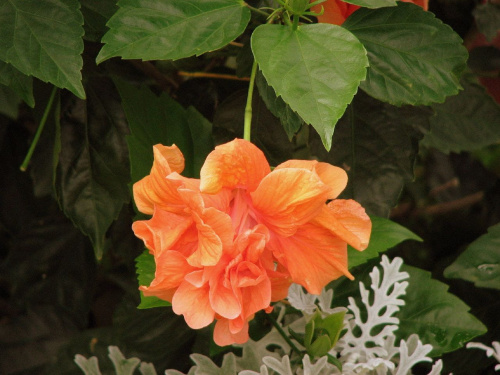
[20,86,58,172]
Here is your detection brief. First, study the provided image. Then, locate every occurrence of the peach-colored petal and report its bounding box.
[314,199,371,251]
[210,264,242,319]
[251,168,331,236]
[276,160,348,199]
[139,250,196,302]
[132,209,193,256]
[187,207,234,267]
[133,145,185,215]
[213,318,249,346]
[172,281,214,329]
[200,139,271,194]
[269,224,352,295]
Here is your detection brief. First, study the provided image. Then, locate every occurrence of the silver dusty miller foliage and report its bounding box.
[75,256,452,375]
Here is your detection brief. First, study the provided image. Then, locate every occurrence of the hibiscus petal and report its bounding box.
[251,168,330,236]
[133,144,185,214]
[172,281,214,329]
[132,209,193,256]
[187,207,234,267]
[200,139,271,194]
[269,223,352,295]
[276,160,348,199]
[213,318,249,346]
[314,199,371,251]
[139,250,196,302]
[210,274,242,319]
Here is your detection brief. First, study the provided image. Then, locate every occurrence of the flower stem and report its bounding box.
[243,60,258,141]
[267,313,303,356]
[20,86,58,172]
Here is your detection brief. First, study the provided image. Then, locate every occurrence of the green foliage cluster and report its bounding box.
[1,0,500,374]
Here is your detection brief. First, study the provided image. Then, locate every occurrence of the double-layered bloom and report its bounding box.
[311,0,429,25]
[132,139,371,345]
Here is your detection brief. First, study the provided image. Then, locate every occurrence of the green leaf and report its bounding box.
[397,264,487,356]
[473,3,500,42]
[54,79,130,259]
[421,73,500,154]
[252,23,368,150]
[135,250,171,309]
[0,85,21,119]
[75,355,102,375]
[348,216,422,269]
[80,0,118,42]
[255,71,304,140]
[444,223,500,290]
[310,91,431,217]
[108,346,141,375]
[342,0,396,8]
[0,0,85,98]
[114,79,212,182]
[343,3,468,106]
[96,0,250,63]
[0,61,34,107]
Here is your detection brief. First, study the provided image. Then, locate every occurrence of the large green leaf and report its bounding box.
[54,79,130,259]
[0,0,85,98]
[444,223,500,290]
[343,3,468,106]
[397,264,487,356]
[252,23,368,150]
[0,61,34,107]
[114,79,212,182]
[421,73,500,154]
[473,3,500,42]
[348,216,422,269]
[96,0,250,63]
[136,250,171,309]
[310,91,431,217]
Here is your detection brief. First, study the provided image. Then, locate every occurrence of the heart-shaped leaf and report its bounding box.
[0,0,85,98]
[343,2,468,106]
[97,0,250,63]
[54,79,130,259]
[444,223,500,290]
[252,23,368,150]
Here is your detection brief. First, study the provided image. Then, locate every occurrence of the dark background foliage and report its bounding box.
[1,0,500,374]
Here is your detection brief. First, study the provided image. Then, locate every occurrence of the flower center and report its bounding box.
[230,189,257,236]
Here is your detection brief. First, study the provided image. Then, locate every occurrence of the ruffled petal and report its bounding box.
[269,223,352,295]
[139,250,196,302]
[200,139,271,194]
[213,318,249,346]
[132,209,193,256]
[133,145,185,215]
[314,199,371,251]
[251,168,330,236]
[210,267,242,319]
[172,280,214,329]
[187,207,234,267]
[276,160,347,199]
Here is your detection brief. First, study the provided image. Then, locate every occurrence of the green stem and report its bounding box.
[244,2,270,17]
[243,60,258,142]
[267,313,303,356]
[292,14,299,30]
[20,86,58,172]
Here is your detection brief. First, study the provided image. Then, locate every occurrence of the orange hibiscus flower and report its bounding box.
[132,139,371,345]
[312,0,429,26]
